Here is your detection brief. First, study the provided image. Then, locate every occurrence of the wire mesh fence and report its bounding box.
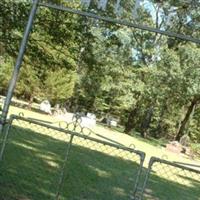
[0,116,72,200]
[141,157,200,200]
[0,115,145,200]
[1,115,200,200]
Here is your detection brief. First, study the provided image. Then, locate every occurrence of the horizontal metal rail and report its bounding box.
[39,2,200,44]
[10,115,145,159]
[1,114,146,199]
[174,161,200,169]
[140,156,200,200]
[150,157,200,174]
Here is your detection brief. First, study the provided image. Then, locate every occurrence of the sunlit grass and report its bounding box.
[0,105,200,199]
[6,105,200,167]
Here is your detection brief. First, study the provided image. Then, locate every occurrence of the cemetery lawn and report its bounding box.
[6,105,200,166]
[0,105,199,200]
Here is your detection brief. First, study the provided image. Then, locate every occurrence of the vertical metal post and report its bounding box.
[0,117,14,161]
[132,153,145,200]
[0,0,39,134]
[55,134,74,200]
[140,157,155,200]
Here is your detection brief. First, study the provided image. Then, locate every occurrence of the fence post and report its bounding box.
[0,0,39,134]
[139,157,155,200]
[132,152,145,200]
[55,134,74,200]
[0,117,14,161]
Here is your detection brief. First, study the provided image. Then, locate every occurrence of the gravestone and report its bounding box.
[40,100,52,114]
[180,134,190,147]
[180,134,191,154]
[106,117,118,127]
[166,141,182,154]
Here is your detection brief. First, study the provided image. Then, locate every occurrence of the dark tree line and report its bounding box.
[0,0,200,145]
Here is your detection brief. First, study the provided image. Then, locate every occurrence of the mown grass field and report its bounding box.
[6,106,200,165]
[0,105,200,200]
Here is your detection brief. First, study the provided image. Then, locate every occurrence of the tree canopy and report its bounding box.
[0,0,200,145]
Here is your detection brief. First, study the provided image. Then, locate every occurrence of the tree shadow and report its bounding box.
[0,125,199,200]
[0,125,140,200]
[91,132,125,147]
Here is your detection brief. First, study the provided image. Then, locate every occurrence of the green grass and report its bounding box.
[1,123,200,200]
[0,105,200,199]
[143,172,200,200]
[0,124,141,200]
[5,106,200,164]
[101,123,168,148]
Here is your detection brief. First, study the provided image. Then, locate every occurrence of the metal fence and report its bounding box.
[140,157,200,200]
[1,115,200,200]
[0,115,145,200]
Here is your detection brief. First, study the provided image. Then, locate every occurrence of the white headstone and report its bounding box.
[87,113,96,120]
[80,116,96,127]
[40,100,51,114]
[110,120,117,127]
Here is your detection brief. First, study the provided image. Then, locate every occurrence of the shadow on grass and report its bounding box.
[0,125,199,200]
[0,125,140,200]
[97,122,167,148]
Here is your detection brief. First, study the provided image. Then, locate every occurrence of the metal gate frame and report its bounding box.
[1,115,200,200]
[0,115,146,200]
[140,157,200,200]
[1,1,200,198]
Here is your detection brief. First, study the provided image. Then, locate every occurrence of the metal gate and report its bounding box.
[140,157,200,200]
[1,115,200,200]
[0,115,145,200]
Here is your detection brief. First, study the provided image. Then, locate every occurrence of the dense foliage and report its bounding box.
[0,0,200,143]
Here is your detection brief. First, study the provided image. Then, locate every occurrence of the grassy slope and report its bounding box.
[6,105,200,166]
[0,105,199,200]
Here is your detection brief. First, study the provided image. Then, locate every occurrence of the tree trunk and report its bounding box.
[28,95,34,110]
[124,107,138,134]
[154,103,167,138]
[140,107,154,138]
[175,98,198,141]
[124,101,140,134]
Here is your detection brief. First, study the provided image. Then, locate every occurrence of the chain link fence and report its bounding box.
[1,115,200,200]
[0,115,145,200]
[140,157,200,200]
